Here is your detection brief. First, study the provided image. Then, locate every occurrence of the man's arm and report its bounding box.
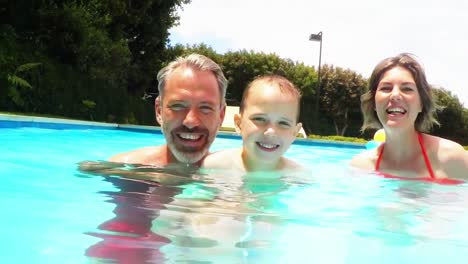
[77,160,196,185]
[77,160,126,172]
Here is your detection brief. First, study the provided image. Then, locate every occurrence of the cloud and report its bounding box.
[170,0,468,106]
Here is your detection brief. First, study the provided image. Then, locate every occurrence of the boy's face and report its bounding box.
[235,83,301,163]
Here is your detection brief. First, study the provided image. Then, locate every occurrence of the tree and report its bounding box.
[284,62,317,133]
[1,0,190,124]
[103,0,191,94]
[432,87,468,145]
[166,43,222,63]
[319,65,366,136]
[6,63,42,108]
[221,50,294,104]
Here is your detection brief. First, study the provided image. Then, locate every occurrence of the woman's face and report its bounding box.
[374,66,422,130]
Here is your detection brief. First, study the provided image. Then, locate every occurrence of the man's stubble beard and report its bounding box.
[163,125,214,164]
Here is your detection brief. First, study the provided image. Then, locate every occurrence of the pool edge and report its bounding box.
[0,114,365,149]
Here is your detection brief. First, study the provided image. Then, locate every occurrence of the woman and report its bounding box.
[351,53,467,182]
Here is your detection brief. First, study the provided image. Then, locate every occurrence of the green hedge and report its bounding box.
[307,134,367,144]
[307,134,468,150]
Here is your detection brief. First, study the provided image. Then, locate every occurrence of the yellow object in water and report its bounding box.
[373,129,386,142]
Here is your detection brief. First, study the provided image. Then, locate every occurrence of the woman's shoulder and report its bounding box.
[426,134,468,178]
[425,134,465,154]
[350,148,379,170]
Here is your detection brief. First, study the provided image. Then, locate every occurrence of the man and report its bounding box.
[82,54,227,263]
[110,53,227,166]
[79,53,227,181]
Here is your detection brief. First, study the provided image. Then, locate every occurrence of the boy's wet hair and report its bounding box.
[361,53,439,132]
[240,75,302,120]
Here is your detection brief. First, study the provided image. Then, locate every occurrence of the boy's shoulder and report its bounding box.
[280,157,305,171]
[202,148,243,169]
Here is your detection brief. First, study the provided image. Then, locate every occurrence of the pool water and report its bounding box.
[1,124,468,263]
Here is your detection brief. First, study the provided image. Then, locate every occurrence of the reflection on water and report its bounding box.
[81,165,468,263]
[84,176,176,263]
[5,126,466,263]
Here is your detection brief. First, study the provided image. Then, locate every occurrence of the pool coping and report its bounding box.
[0,114,365,149]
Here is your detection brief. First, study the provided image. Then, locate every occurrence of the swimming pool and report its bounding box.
[1,116,468,263]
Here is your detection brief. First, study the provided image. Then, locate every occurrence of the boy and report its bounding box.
[202,75,303,172]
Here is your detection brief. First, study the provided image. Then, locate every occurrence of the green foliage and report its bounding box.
[81,99,96,109]
[33,1,132,85]
[7,74,32,89]
[81,99,96,120]
[1,0,188,125]
[307,134,367,144]
[217,49,368,137]
[16,63,43,74]
[5,63,42,108]
[167,43,223,63]
[7,86,24,107]
[319,65,367,136]
[432,88,468,145]
[221,50,295,104]
[165,45,467,142]
[103,0,192,94]
[285,62,317,97]
[1,1,466,145]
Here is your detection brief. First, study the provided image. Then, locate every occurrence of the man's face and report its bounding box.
[156,67,225,164]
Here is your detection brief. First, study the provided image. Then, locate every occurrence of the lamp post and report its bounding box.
[309,31,322,133]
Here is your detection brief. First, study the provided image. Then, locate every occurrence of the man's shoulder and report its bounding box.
[109,146,166,164]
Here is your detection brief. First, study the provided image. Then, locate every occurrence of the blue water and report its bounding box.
[1,123,468,263]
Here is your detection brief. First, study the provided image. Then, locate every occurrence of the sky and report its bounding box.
[169,0,468,106]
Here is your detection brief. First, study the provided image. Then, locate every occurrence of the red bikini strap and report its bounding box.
[417,132,436,179]
[375,144,384,171]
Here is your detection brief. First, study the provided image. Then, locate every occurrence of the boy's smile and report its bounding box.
[235,82,301,167]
